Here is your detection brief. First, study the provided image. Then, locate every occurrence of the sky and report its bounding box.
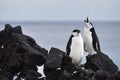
[0,0,120,21]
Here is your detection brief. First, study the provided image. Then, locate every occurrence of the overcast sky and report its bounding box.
[0,0,120,21]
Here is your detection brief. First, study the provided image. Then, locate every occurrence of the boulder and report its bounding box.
[13,33,48,66]
[44,48,119,80]
[85,52,118,76]
[44,47,65,80]
[44,47,65,69]
[0,24,48,80]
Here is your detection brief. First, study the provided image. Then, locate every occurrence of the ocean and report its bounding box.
[0,21,120,69]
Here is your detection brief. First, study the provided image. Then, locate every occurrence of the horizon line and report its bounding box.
[0,20,120,22]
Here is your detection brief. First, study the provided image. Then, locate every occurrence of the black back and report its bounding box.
[90,27,101,52]
[66,35,73,55]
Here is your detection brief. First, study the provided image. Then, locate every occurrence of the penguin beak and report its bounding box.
[84,17,89,23]
[86,17,89,23]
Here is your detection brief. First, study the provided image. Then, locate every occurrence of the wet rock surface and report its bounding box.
[0,24,119,80]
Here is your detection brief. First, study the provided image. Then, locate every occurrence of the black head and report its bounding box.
[84,17,94,29]
[72,29,80,33]
[72,29,81,36]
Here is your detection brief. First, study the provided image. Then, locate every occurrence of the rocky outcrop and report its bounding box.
[0,24,48,80]
[85,52,118,76]
[0,24,119,80]
[44,48,119,80]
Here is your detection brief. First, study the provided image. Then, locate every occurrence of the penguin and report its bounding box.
[84,17,101,55]
[66,29,84,65]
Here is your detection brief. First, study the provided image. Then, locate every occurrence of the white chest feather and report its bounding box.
[84,28,92,43]
[70,35,84,65]
[84,28,97,55]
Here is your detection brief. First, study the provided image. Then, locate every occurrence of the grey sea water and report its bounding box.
[0,21,120,69]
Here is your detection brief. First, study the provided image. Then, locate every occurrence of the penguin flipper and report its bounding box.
[94,40,101,52]
[66,35,73,55]
[90,28,101,52]
[96,41,101,52]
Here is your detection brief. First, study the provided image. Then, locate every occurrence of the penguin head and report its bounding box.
[72,29,80,37]
[84,17,93,29]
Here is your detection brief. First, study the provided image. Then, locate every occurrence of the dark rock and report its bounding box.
[25,70,42,80]
[44,48,119,80]
[58,56,75,80]
[15,70,42,80]
[11,33,48,66]
[0,24,23,68]
[4,24,22,34]
[45,69,62,80]
[72,69,95,80]
[61,55,75,73]
[0,24,48,80]
[115,71,120,80]
[85,52,118,76]
[12,25,23,34]
[1,50,24,74]
[40,77,46,80]
[44,47,65,80]
[15,61,38,80]
[44,48,76,80]
[4,24,13,33]
[44,47,65,69]
[57,70,72,80]
[62,70,72,78]
[16,37,48,66]
[0,69,14,80]
[94,70,109,80]
[0,76,9,80]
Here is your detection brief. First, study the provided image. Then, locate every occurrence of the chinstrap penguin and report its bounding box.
[84,17,101,55]
[66,29,84,66]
